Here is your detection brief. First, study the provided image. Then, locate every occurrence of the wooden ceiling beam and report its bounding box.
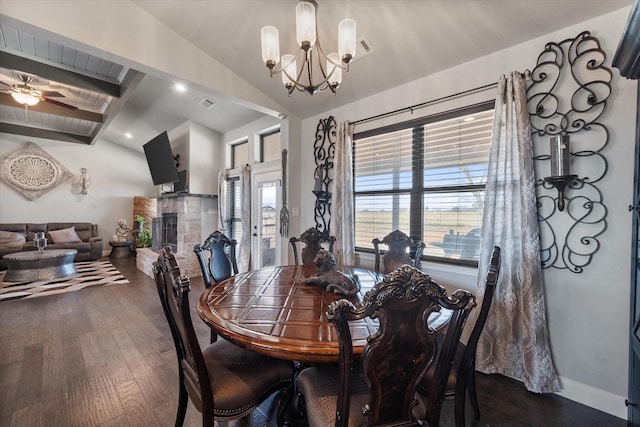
[0,123,92,145]
[0,51,121,98]
[0,93,104,123]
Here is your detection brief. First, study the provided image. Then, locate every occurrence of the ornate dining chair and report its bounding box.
[372,229,426,273]
[194,230,239,342]
[194,230,238,289]
[289,227,336,266]
[417,245,501,427]
[295,265,476,427]
[153,246,295,427]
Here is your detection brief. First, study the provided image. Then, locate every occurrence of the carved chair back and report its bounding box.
[289,227,336,266]
[418,246,501,426]
[329,265,476,427]
[153,246,213,416]
[155,246,295,427]
[194,230,238,289]
[372,229,425,273]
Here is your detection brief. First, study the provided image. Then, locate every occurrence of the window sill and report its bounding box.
[355,251,478,292]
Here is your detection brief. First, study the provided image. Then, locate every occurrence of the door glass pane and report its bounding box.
[259,183,277,267]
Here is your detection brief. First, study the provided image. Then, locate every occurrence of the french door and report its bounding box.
[251,170,281,268]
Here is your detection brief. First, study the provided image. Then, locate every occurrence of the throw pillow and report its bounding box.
[48,226,82,244]
[0,230,26,251]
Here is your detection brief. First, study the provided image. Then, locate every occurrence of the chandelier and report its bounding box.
[260,0,356,95]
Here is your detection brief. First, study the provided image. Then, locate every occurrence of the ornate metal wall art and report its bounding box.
[527,31,610,273]
[313,115,336,236]
[1,142,72,201]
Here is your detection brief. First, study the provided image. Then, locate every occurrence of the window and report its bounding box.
[353,102,494,265]
[260,129,280,162]
[223,176,243,244]
[232,141,248,168]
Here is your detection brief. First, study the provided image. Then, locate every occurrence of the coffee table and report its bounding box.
[2,249,78,282]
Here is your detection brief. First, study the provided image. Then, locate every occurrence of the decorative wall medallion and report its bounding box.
[1,142,72,201]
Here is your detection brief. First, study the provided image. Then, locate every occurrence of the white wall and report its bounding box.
[300,7,636,419]
[168,121,222,195]
[0,134,154,246]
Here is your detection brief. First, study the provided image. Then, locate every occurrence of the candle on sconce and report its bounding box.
[550,134,571,177]
[80,168,91,195]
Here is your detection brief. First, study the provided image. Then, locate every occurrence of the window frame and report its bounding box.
[352,100,495,268]
[231,140,248,169]
[259,128,281,163]
[223,175,242,243]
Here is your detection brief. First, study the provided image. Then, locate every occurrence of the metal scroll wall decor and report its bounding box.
[313,116,336,237]
[527,31,610,273]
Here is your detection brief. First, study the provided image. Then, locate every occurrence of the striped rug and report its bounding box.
[0,260,129,302]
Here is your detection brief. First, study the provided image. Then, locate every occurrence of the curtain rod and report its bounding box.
[351,71,530,127]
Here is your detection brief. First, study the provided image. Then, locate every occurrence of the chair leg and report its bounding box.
[468,368,480,419]
[453,367,468,427]
[210,329,217,343]
[276,386,293,427]
[175,382,189,427]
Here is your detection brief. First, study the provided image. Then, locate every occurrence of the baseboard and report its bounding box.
[556,376,627,420]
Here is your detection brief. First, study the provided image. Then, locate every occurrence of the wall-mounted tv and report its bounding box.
[143,131,179,186]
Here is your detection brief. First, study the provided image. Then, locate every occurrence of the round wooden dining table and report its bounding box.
[197,265,452,363]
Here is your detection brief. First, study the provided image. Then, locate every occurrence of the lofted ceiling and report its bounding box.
[0,0,634,150]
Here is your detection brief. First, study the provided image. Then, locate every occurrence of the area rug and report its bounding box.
[0,260,129,302]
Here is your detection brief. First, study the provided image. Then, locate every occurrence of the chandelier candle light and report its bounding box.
[545,134,578,211]
[261,0,357,95]
[80,167,91,195]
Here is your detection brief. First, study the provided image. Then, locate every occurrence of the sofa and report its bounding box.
[0,222,103,270]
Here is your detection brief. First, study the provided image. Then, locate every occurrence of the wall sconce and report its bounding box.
[80,168,91,195]
[543,134,578,211]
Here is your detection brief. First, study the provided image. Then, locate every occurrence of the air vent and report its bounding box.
[353,36,375,62]
[198,98,216,109]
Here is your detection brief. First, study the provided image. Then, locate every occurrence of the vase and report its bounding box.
[34,232,47,254]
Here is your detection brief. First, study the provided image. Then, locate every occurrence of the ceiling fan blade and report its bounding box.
[42,97,78,110]
[40,90,65,98]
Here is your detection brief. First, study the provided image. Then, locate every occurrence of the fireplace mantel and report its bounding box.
[153,193,217,200]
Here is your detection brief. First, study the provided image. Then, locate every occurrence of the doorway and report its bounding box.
[252,170,281,268]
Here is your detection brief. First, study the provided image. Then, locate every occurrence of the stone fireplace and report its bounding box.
[161,213,178,252]
[136,193,217,278]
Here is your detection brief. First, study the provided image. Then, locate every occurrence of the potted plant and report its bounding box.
[133,215,152,248]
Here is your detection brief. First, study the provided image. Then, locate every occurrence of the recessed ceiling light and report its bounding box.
[174,83,187,93]
[462,116,476,122]
[125,132,133,139]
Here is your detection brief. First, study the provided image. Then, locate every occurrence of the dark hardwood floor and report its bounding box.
[0,257,626,427]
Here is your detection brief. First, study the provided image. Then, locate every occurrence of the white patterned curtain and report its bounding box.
[332,122,355,266]
[217,169,227,231]
[476,72,560,393]
[238,165,252,273]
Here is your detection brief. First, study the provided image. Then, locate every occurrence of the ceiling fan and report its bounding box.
[0,74,77,110]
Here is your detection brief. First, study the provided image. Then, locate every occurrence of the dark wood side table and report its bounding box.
[109,240,133,258]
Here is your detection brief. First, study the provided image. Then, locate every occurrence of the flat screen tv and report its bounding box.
[143,131,179,186]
